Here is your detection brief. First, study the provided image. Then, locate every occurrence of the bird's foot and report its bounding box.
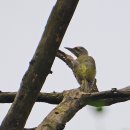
[79,80,98,93]
[79,80,91,93]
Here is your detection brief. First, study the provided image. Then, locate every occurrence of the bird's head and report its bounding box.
[65,46,88,57]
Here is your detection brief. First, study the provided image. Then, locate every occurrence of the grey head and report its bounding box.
[65,46,88,57]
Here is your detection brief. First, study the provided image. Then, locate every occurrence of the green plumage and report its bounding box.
[74,54,96,85]
[65,46,96,91]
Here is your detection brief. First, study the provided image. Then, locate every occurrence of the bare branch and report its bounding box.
[56,50,75,69]
[1,0,79,130]
[36,89,83,130]
[87,86,130,106]
[0,91,63,104]
[1,87,130,130]
[0,86,130,106]
[35,86,130,130]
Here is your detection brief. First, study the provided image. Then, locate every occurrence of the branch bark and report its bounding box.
[1,0,79,130]
[1,86,130,130]
[0,91,63,104]
[0,86,130,106]
[56,50,75,69]
[35,86,130,130]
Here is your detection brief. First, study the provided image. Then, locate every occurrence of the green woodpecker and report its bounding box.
[65,46,96,91]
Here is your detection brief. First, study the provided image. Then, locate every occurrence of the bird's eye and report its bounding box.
[80,47,84,50]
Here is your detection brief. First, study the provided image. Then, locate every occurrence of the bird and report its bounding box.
[65,46,96,92]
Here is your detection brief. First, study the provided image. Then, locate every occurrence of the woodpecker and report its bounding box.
[65,46,96,92]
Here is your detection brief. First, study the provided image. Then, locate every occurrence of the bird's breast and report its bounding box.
[74,61,96,82]
[74,63,88,78]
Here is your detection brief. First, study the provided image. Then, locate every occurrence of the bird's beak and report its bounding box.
[64,47,73,52]
[65,47,79,57]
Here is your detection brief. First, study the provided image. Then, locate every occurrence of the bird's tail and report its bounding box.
[79,80,89,92]
[79,79,98,93]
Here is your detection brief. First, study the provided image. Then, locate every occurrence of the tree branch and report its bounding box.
[87,86,130,106]
[1,87,130,130]
[0,86,130,106]
[56,50,75,69]
[1,0,79,130]
[0,91,63,104]
[36,86,130,130]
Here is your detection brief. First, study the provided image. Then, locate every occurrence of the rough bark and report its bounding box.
[1,86,130,130]
[0,0,79,130]
[1,86,130,105]
[0,91,63,104]
[35,86,130,130]
[56,50,75,69]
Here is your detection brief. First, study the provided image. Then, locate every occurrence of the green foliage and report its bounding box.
[88,100,105,113]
